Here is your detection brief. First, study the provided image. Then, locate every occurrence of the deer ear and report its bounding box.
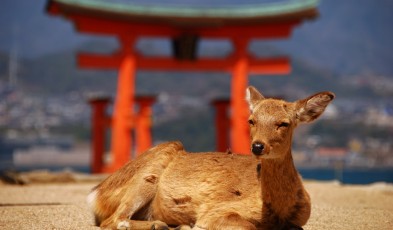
[296,91,335,123]
[246,86,265,112]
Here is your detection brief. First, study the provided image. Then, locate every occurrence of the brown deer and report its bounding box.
[88,86,335,230]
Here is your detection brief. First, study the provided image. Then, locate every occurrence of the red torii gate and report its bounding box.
[46,0,318,173]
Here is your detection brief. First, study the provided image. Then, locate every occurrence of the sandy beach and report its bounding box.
[0,176,392,230]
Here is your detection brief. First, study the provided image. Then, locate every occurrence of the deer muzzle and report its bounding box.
[251,141,265,155]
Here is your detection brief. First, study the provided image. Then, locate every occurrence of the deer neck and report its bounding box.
[260,150,301,207]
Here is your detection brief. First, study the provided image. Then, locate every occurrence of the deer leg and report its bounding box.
[288,227,303,230]
[195,212,256,230]
[114,219,169,230]
[174,225,193,230]
[284,222,304,230]
[95,142,185,229]
[100,173,169,230]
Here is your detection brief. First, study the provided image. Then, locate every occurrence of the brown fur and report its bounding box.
[88,86,335,230]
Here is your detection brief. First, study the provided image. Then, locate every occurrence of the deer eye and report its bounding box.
[277,122,290,128]
[248,119,255,126]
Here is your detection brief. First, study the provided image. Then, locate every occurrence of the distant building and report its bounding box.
[316,147,349,165]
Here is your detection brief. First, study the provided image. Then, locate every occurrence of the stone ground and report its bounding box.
[0,176,392,229]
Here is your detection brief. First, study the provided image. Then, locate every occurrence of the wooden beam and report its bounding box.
[78,52,232,71]
[70,14,298,39]
[199,22,298,38]
[78,52,290,74]
[78,53,122,69]
[71,15,180,37]
[137,56,233,72]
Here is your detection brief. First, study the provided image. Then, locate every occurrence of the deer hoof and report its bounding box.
[151,220,169,230]
[117,220,131,230]
[288,226,303,230]
[174,225,192,230]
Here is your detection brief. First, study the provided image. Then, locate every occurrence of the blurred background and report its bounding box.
[0,0,392,184]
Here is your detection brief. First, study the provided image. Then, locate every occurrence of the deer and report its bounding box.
[87,86,335,230]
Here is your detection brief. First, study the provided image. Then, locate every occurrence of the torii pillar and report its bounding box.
[89,97,111,174]
[89,95,156,173]
[135,96,156,157]
[109,36,137,171]
[212,99,230,152]
[231,38,251,153]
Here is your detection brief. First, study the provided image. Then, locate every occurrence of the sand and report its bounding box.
[0,179,392,229]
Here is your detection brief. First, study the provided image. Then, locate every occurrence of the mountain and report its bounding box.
[12,44,339,99]
[22,51,118,95]
[1,37,382,102]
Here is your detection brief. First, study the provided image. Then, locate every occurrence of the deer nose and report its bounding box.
[252,142,264,155]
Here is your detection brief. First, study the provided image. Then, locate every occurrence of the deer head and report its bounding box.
[246,86,335,159]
